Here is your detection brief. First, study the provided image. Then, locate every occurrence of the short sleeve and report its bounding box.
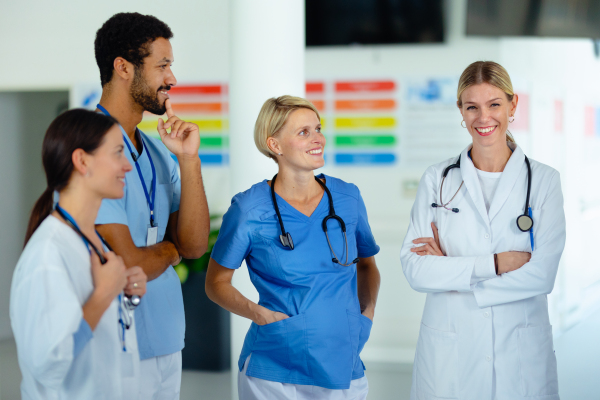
[96,196,128,226]
[170,157,181,214]
[355,190,380,258]
[210,197,252,269]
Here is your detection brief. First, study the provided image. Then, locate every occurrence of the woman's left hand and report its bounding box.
[410,222,445,257]
[124,266,147,297]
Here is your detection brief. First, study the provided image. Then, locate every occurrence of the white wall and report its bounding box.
[0,92,69,340]
[2,0,600,367]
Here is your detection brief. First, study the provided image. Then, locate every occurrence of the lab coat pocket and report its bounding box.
[415,323,458,399]
[517,325,558,396]
[346,310,373,369]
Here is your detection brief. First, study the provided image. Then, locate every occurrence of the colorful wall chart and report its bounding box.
[138,84,229,165]
[72,80,401,167]
[307,79,399,166]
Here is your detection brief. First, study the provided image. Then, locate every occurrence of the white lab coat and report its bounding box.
[10,216,140,400]
[400,143,565,400]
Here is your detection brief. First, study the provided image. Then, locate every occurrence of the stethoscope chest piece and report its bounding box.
[280,232,294,249]
[516,214,533,232]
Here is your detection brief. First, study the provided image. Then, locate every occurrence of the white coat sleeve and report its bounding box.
[472,171,565,307]
[400,167,490,293]
[11,266,86,389]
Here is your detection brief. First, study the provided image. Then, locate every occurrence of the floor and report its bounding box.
[0,339,411,400]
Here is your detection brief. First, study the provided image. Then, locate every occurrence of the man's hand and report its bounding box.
[157,99,200,158]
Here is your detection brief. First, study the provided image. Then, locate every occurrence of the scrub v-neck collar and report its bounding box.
[265,173,330,223]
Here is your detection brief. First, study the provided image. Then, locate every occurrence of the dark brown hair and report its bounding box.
[24,109,117,246]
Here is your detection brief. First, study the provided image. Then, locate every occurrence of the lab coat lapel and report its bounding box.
[487,144,525,222]
[459,145,490,226]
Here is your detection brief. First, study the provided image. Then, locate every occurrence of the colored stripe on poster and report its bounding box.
[335,153,396,164]
[335,135,396,147]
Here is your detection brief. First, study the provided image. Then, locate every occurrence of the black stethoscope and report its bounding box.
[431,152,534,248]
[270,174,359,266]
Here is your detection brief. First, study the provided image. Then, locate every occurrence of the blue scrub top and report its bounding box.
[96,129,184,360]
[211,174,379,390]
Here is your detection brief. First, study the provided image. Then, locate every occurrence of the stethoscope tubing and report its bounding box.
[270,174,359,266]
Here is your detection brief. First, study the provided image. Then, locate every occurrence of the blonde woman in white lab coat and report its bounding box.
[400,61,565,400]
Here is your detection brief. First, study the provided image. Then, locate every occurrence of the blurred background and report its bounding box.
[1,0,600,399]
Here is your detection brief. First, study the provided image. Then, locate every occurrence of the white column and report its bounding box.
[228,1,305,398]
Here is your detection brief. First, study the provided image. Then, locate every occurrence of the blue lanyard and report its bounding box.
[56,204,128,351]
[96,104,157,227]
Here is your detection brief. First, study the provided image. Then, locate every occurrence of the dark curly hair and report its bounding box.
[95,13,173,87]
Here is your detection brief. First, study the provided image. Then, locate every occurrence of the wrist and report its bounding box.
[176,153,201,165]
[89,288,115,309]
[252,305,270,325]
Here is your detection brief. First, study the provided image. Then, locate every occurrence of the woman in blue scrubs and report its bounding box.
[206,96,381,399]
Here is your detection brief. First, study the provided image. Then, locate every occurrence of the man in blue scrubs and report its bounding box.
[93,13,209,399]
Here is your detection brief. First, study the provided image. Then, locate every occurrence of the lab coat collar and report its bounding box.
[459,144,490,226]
[487,142,526,222]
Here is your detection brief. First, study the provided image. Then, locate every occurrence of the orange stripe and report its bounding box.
[172,102,222,113]
[310,100,325,112]
[335,81,395,92]
[335,99,395,111]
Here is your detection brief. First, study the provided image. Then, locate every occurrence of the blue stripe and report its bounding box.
[335,153,396,165]
[170,153,229,165]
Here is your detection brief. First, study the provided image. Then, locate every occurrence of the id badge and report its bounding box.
[147,225,158,246]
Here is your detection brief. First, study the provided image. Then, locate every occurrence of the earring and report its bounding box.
[278,153,282,156]
[509,116,515,123]
[461,120,467,128]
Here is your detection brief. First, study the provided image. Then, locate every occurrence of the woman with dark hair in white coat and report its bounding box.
[11,109,147,399]
[400,61,565,400]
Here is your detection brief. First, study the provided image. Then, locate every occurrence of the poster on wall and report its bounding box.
[307,79,400,166]
[400,77,471,167]
[72,80,403,168]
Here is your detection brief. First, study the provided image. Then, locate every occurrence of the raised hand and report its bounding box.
[410,222,446,257]
[157,99,200,158]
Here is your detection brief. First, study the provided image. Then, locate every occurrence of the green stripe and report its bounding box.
[335,135,396,147]
[200,137,224,147]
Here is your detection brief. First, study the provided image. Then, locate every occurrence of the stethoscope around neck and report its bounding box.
[270,174,359,266]
[55,206,141,311]
[431,151,535,245]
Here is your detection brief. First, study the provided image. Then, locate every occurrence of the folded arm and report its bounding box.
[96,223,180,281]
[472,172,565,307]
[400,167,488,293]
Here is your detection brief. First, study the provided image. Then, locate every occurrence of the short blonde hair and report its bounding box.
[457,61,516,143]
[254,95,321,162]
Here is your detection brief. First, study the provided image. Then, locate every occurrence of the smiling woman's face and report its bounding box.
[458,82,518,148]
[268,108,325,172]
